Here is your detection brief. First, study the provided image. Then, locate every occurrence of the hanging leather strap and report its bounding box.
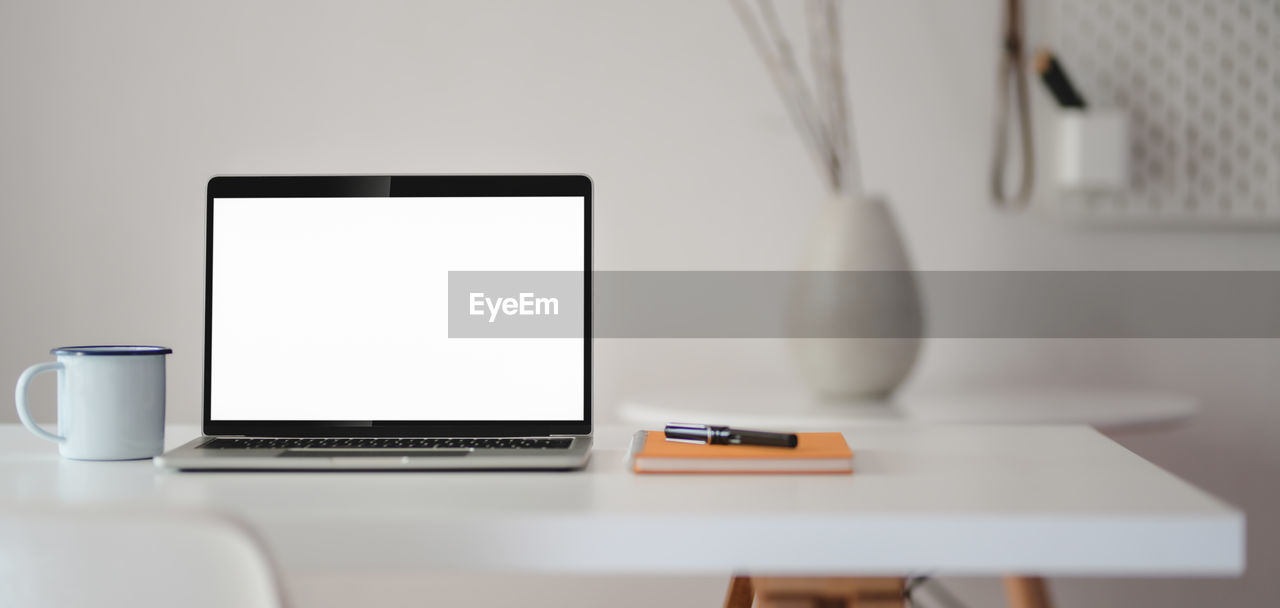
[991,0,1035,209]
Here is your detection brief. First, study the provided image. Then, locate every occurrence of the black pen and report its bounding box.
[664,423,799,448]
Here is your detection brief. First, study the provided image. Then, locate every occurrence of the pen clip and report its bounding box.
[664,422,714,444]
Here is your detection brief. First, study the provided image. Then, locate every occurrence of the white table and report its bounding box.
[0,423,1242,579]
[619,387,1199,432]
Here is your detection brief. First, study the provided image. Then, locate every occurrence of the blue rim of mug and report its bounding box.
[51,346,173,356]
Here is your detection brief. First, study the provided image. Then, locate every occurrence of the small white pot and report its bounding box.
[788,196,923,399]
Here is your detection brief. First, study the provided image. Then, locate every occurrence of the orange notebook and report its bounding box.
[628,430,853,474]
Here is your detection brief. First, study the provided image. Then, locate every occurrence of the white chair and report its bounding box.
[0,505,288,608]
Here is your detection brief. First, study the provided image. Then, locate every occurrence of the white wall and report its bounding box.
[1,1,1275,606]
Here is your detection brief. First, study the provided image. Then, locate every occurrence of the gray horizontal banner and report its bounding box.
[449,271,1280,338]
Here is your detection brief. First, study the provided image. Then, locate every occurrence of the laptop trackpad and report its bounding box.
[277,450,470,458]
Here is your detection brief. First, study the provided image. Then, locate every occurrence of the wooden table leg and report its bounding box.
[725,575,1050,608]
[724,575,755,608]
[1003,576,1052,608]
[726,577,906,608]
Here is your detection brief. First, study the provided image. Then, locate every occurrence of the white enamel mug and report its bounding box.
[14,346,172,460]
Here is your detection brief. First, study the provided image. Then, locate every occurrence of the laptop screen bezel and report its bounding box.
[203,175,592,437]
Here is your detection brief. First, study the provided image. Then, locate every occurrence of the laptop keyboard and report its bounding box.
[200,437,574,450]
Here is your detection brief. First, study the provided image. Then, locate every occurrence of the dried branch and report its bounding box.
[807,0,841,191]
[733,0,862,197]
[754,0,833,165]
[826,0,861,197]
[732,0,835,189]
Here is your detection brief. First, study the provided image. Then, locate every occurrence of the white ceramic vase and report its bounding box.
[788,195,923,400]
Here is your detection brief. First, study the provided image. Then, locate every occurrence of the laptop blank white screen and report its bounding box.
[210,197,585,421]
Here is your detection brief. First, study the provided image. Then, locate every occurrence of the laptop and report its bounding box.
[157,175,592,470]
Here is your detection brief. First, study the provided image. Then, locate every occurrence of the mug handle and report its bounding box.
[14,361,65,443]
